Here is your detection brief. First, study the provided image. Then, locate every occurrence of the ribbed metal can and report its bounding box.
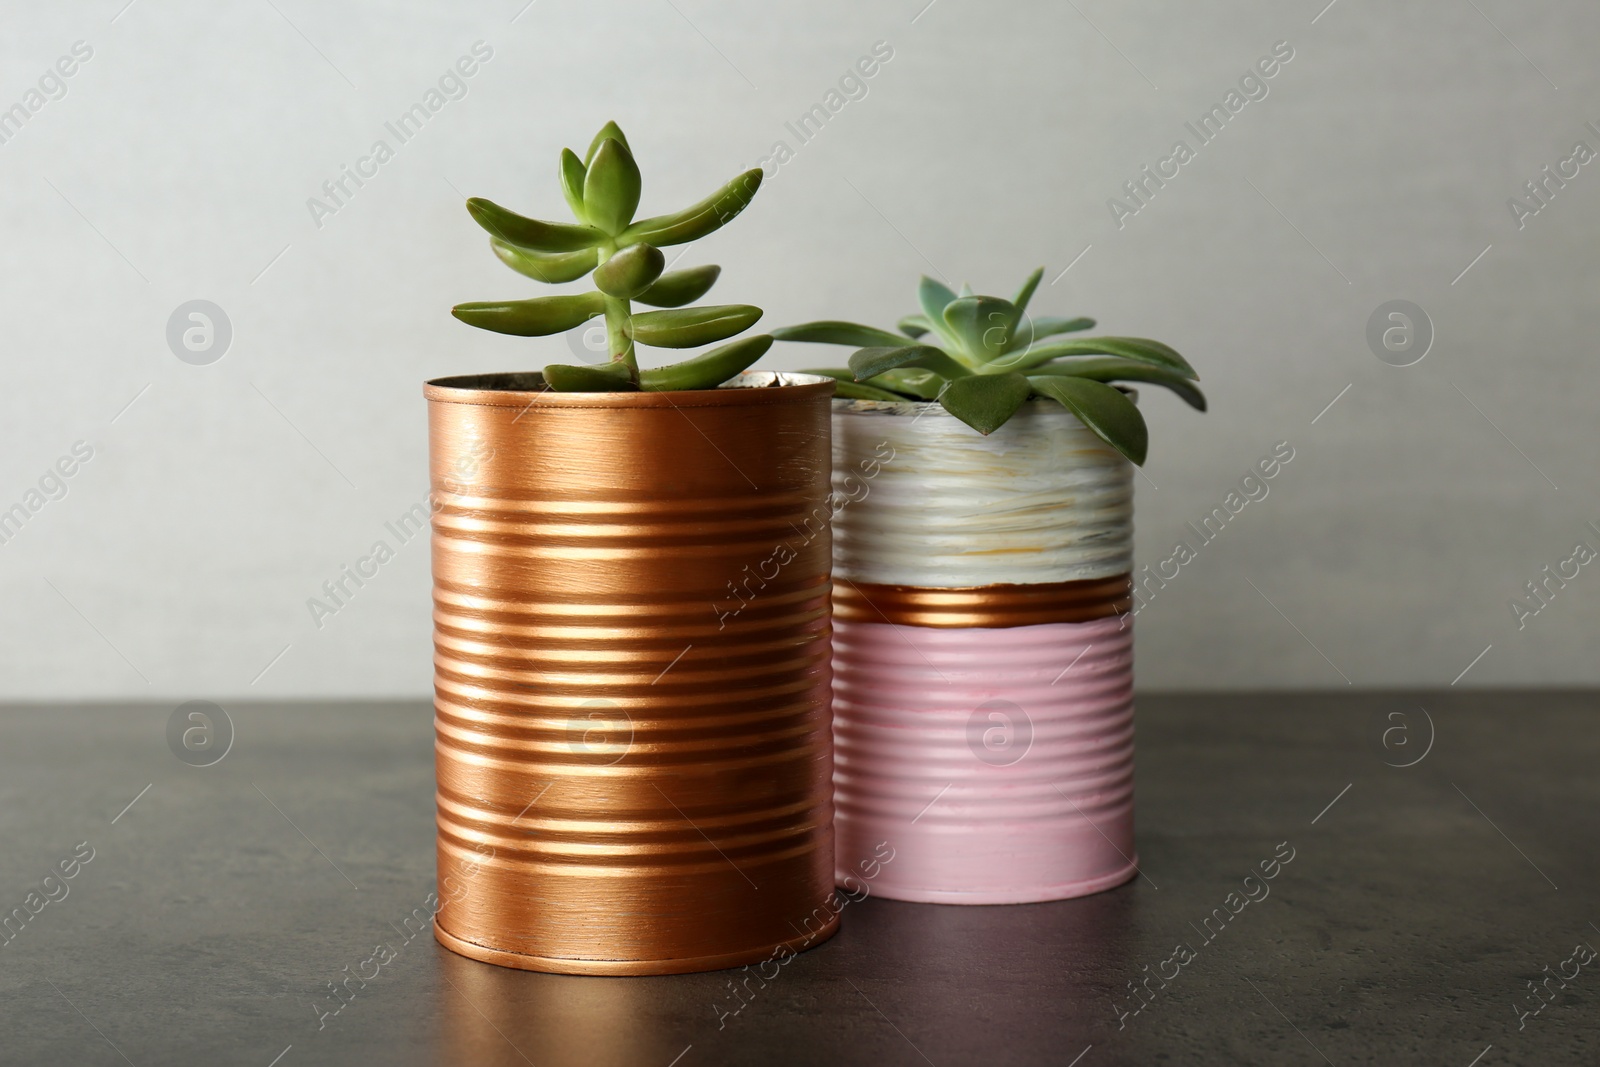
[424,371,838,974]
[830,398,1138,904]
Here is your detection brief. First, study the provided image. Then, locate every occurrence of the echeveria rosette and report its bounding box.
[771,269,1205,464]
[451,121,771,391]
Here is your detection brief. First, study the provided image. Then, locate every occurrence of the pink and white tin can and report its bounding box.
[829,398,1139,904]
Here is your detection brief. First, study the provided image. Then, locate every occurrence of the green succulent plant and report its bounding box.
[771,270,1205,464]
[452,122,771,391]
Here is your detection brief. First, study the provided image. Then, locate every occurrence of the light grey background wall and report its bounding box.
[2,0,1596,700]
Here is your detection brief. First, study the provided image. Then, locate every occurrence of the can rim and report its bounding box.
[433,912,840,975]
[832,385,1138,416]
[424,370,835,409]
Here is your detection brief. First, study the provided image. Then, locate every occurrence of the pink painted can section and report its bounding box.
[832,614,1137,904]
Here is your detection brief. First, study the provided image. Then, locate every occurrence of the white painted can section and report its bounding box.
[832,614,1137,903]
[832,398,1134,587]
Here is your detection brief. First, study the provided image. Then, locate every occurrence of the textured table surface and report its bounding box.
[1,692,1596,1067]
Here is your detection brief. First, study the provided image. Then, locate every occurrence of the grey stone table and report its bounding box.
[1,692,1596,1066]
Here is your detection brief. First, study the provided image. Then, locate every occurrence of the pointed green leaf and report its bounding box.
[490,240,599,284]
[619,169,763,247]
[452,292,604,337]
[770,320,913,348]
[898,314,932,338]
[802,366,924,400]
[1013,267,1044,316]
[848,344,964,381]
[640,334,774,391]
[631,304,762,348]
[1028,358,1206,411]
[559,148,587,221]
[593,243,665,298]
[584,121,630,166]
[583,137,642,234]
[868,368,947,400]
[943,295,1019,362]
[466,198,601,252]
[917,276,958,325]
[996,336,1196,377]
[1028,375,1149,465]
[1029,316,1097,339]
[997,267,1047,351]
[636,265,720,307]
[832,380,915,402]
[543,361,637,391]
[938,371,1032,435]
[1003,314,1097,354]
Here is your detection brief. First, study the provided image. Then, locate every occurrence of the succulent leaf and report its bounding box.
[635,265,721,307]
[869,367,947,400]
[1019,316,1096,344]
[898,314,932,338]
[1013,267,1044,316]
[640,334,773,391]
[467,198,601,252]
[996,336,1197,378]
[917,276,958,327]
[1029,357,1206,411]
[1028,375,1149,465]
[543,361,637,391]
[451,292,604,336]
[583,121,630,166]
[848,344,951,380]
[943,295,1019,362]
[631,304,763,348]
[769,321,911,348]
[593,243,665,298]
[620,169,764,247]
[938,371,1031,434]
[490,240,599,284]
[830,379,911,402]
[559,148,587,221]
[583,137,643,234]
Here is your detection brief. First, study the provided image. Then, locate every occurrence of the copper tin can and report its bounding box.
[424,371,838,974]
